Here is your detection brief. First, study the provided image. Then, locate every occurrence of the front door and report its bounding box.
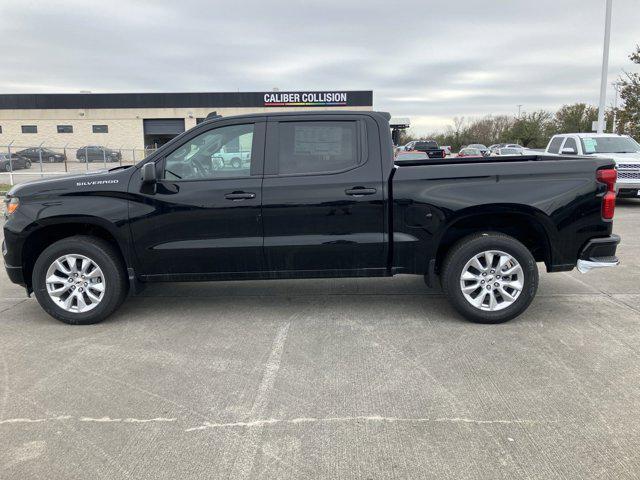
[261,115,387,274]
[129,119,266,277]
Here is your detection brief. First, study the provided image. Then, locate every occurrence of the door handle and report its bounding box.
[345,187,377,196]
[224,191,256,200]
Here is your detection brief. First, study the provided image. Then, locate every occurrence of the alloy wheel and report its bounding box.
[459,250,524,311]
[45,254,106,313]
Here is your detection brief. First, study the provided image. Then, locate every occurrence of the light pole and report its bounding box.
[611,81,620,133]
[517,104,523,117]
[597,0,613,134]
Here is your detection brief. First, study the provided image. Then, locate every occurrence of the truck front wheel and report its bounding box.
[441,233,538,323]
[32,236,127,325]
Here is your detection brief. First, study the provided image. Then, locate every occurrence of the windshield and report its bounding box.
[469,144,487,149]
[581,136,640,154]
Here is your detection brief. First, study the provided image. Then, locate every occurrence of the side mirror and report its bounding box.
[141,162,157,184]
[561,147,577,155]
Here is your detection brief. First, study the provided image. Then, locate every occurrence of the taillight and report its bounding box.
[597,168,617,220]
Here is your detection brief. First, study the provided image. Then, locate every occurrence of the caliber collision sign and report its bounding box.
[263,92,349,107]
[0,91,372,109]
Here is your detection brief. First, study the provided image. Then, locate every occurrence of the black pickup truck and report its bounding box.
[412,140,446,159]
[3,111,620,325]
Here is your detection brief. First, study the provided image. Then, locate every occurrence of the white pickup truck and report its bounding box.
[212,146,251,170]
[545,133,640,197]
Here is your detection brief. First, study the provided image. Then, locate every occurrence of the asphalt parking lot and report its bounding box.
[1,200,640,479]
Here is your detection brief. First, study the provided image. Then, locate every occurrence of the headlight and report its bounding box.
[4,196,19,217]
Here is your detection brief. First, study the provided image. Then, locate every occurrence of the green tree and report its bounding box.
[554,103,598,133]
[617,46,640,138]
[509,110,554,148]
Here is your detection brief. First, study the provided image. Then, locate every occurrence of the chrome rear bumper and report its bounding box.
[577,258,619,273]
[577,235,620,273]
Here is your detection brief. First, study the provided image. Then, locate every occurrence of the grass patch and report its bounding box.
[0,183,12,193]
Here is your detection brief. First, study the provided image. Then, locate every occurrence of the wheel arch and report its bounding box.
[21,217,130,290]
[433,206,555,274]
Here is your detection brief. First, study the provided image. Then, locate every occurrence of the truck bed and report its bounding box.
[390,154,616,277]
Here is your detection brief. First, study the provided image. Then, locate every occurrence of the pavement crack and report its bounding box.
[228,320,292,480]
[0,415,177,425]
[186,415,551,431]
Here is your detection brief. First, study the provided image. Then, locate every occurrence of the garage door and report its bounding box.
[143,119,185,135]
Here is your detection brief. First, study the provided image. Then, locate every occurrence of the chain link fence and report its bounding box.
[0,143,158,186]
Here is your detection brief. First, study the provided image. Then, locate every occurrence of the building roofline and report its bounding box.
[0,90,373,110]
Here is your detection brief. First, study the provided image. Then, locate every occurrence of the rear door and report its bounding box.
[261,114,386,274]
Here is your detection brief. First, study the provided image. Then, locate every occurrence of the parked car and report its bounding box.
[496,147,525,156]
[467,144,489,156]
[489,143,522,155]
[394,150,429,163]
[0,153,31,172]
[457,147,484,158]
[545,133,640,197]
[16,147,66,163]
[3,111,619,325]
[76,146,121,163]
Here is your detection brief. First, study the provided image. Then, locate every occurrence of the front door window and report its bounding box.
[163,124,254,180]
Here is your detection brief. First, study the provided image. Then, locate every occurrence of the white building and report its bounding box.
[0,91,373,150]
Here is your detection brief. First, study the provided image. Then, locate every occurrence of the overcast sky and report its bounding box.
[1,0,638,133]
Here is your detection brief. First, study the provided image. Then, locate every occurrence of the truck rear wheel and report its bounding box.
[441,233,538,323]
[32,236,127,325]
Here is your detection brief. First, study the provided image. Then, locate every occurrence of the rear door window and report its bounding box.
[562,137,578,153]
[276,121,360,175]
[548,137,564,154]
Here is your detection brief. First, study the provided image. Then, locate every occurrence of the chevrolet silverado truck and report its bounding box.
[3,111,620,325]
[404,140,446,159]
[545,132,640,197]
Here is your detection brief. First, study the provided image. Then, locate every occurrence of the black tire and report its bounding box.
[32,236,128,325]
[25,160,31,169]
[231,157,241,169]
[441,232,538,324]
[3,163,10,172]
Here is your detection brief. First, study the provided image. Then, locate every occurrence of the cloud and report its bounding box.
[0,0,637,133]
